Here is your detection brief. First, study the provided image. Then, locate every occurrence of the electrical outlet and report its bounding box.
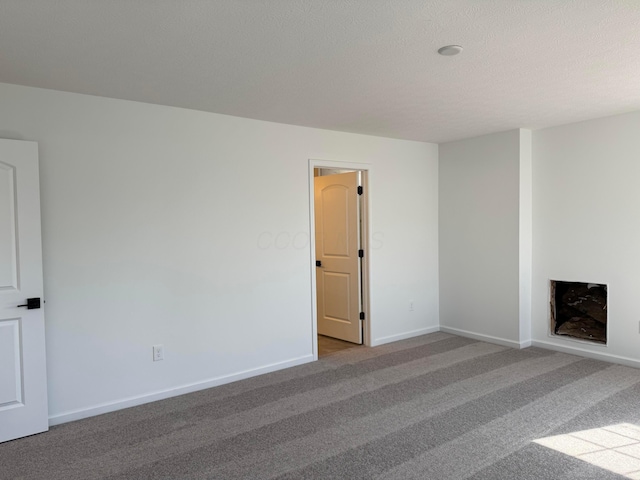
[409,301,414,312]
[153,344,164,361]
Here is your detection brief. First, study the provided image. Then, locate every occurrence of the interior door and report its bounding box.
[314,171,362,344]
[0,139,48,443]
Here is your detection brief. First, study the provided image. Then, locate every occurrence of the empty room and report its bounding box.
[2,1,640,479]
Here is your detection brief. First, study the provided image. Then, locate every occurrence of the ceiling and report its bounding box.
[1,0,639,143]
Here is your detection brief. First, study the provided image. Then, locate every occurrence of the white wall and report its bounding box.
[439,129,531,347]
[532,112,640,366]
[0,83,439,423]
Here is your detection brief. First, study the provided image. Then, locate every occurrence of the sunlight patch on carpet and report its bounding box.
[534,424,640,479]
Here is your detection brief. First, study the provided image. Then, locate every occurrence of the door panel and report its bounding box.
[319,185,350,257]
[322,272,351,320]
[0,139,48,443]
[0,319,22,406]
[315,171,361,344]
[0,162,17,289]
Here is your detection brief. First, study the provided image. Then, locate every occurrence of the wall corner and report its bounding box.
[519,129,533,345]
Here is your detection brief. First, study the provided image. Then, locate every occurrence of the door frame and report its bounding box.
[308,159,372,360]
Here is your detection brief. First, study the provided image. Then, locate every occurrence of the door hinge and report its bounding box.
[360,312,365,320]
[358,249,364,258]
[357,186,363,195]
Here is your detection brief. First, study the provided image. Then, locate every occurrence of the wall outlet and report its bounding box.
[409,301,414,312]
[153,344,164,361]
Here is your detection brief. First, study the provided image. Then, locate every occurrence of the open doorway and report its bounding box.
[309,160,370,359]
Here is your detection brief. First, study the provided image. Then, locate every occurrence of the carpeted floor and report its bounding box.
[2,332,639,479]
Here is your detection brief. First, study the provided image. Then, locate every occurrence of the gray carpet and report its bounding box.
[2,332,638,479]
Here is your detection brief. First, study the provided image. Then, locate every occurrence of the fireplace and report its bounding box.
[550,280,607,344]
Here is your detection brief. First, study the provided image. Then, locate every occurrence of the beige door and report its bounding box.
[314,171,362,344]
[0,139,48,443]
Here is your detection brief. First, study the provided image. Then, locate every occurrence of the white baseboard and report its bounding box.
[372,326,440,347]
[531,340,640,369]
[439,326,530,349]
[48,354,315,426]
[55,331,638,427]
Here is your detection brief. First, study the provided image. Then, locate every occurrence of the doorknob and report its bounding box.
[316,260,322,267]
[17,298,41,309]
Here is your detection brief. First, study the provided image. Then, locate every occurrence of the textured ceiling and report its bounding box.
[1,0,640,143]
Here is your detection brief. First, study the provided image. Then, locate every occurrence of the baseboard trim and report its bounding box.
[531,340,640,369]
[439,326,529,349]
[48,354,315,426]
[520,339,533,348]
[372,326,440,347]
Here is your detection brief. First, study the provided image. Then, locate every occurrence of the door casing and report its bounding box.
[308,159,371,360]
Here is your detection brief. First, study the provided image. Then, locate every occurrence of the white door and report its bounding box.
[314,171,362,344]
[0,139,48,443]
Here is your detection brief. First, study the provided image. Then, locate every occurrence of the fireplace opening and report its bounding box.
[550,280,607,345]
